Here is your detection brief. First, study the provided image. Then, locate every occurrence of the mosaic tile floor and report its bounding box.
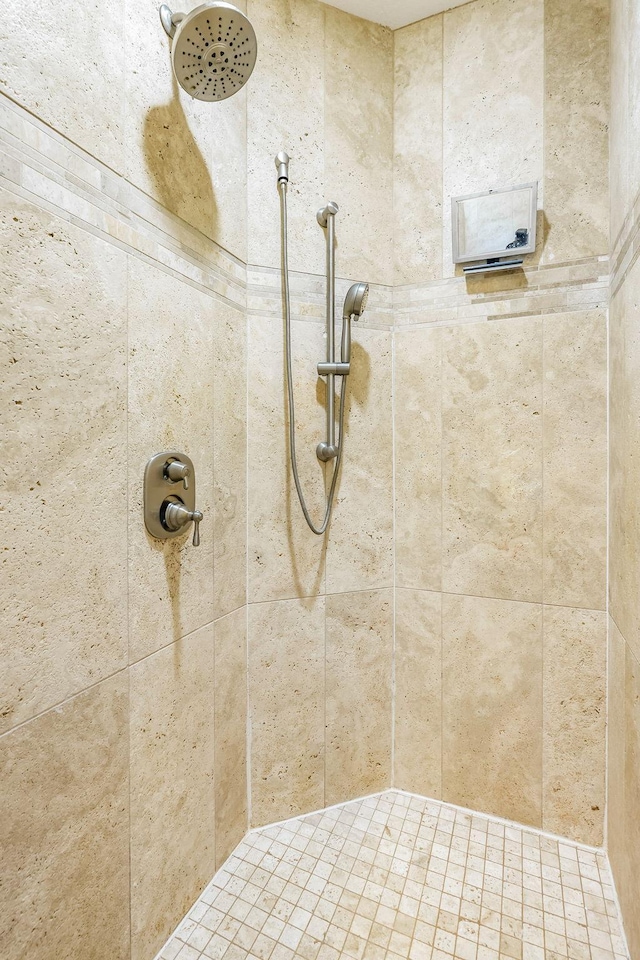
[155,791,629,960]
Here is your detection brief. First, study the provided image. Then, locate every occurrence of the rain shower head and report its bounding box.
[160,2,257,102]
[343,282,369,320]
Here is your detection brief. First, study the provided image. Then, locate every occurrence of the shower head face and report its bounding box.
[170,2,257,102]
[343,282,369,320]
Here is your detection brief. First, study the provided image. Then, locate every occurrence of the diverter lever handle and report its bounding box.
[166,459,191,490]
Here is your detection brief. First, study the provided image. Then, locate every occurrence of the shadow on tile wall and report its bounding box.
[143,80,218,241]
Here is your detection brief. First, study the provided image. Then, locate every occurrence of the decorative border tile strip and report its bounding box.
[394,257,609,328]
[0,93,247,310]
[610,184,640,297]
[0,91,611,330]
[247,265,394,330]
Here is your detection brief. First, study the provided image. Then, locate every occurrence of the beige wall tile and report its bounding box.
[621,643,640,957]
[442,319,543,602]
[543,0,609,263]
[326,329,393,593]
[630,2,640,214]
[442,0,544,277]
[610,261,640,664]
[214,606,248,868]
[543,311,607,609]
[607,616,627,907]
[207,0,248,261]
[249,596,325,826]
[124,0,247,253]
[127,257,215,663]
[1,0,125,170]
[0,673,130,960]
[324,8,393,287]
[394,327,442,592]
[0,193,128,733]
[325,589,393,805]
[247,0,325,274]
[130,624,216,960]
[542,606,605,845]
[248,315,326,602]
[608,632,640,960]
[610,0,631,245]
[393,16,443,285]
[609,6,640,944]
[442,594,543,826]
[394,589,442,799]
[213,304,247,620]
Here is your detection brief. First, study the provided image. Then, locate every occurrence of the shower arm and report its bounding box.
[316,202,349,463]
[159,5,184,38]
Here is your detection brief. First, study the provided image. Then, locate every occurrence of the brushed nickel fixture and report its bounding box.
[159,1,257,102]
[451,182,538,274]
[276,151,370,535]
[144,452,203,546]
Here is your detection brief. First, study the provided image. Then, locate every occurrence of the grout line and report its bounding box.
[125,251,133,960]
[440,11,445,281]
[247,586,395,606]
[0,601,242,744]
[608,869,633,960]
[394,586,607,616]
[541,315,546,829]
[245,301,252,832]
[245,788,395,837]
[211,259,218,867]
[391,788,608,854]
[604,285,610,855]
[439,325,444,803]
[0,664,130,742]
[126,609,245,668]
[390,328,397,788]
[243,0,251,834]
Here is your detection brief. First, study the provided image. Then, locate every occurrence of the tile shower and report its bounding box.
[0,2,638,960]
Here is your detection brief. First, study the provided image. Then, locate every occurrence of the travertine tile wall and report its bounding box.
[245,0,395,827]
[392,0,610,851]
[393,0,609,284]
[1,0,249,954]
[0,101,249,960]
[0,1,621,960]
[1,0,394,956]
[608,0,640,953]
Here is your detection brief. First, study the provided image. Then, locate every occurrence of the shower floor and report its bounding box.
[155,790,629,960]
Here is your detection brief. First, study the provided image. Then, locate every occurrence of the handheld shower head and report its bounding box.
[159,2,257,102]
[340,282,369,366]
[343,282,369,320]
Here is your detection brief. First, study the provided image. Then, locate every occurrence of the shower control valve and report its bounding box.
[162,499,203,547]
[144,451,200,544]
[165,459,190,490]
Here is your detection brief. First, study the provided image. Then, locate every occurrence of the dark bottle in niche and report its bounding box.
[507,228,529,249]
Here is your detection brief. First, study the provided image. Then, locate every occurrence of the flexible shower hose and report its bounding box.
[278,181,348,536]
